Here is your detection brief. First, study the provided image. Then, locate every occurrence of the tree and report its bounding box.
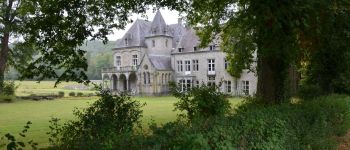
[177,0,350,103]
[299,0,350,96]
[181,0,306,103]
[1,0,185,91]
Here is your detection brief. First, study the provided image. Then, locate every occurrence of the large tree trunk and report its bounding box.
[257,55,291,104]
[0,32,10,91]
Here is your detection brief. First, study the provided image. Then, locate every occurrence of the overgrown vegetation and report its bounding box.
[47,88,145,149]
[40,85,350,149]
[0,81,17,102]
[169,82,231,120]
[68,92,75,97]
[58,91,65,97]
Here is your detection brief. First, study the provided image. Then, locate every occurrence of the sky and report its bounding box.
[106,8,182,41]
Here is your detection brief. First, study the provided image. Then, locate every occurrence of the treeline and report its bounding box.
[5,41,115,80]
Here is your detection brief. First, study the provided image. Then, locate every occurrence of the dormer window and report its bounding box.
[152,40,156,47]
[124,38,128,46]
[209,45,215,51]
[193,46,197,51]
[152,28,157,34]
[178,48,184,52]
[163,27,167,35]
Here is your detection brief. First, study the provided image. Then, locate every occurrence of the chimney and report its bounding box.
[178,18,182,25]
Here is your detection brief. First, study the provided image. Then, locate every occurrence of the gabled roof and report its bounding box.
[168,23,186,48]
[148,55,172,71]
[176,28,200,52]
[115,19,151,49]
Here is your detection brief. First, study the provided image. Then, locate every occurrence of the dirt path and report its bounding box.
[338,131,350,150]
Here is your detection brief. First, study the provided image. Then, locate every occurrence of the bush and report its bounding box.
[0,81,16,96]
[144,94,350,149]
[169,82,231,120]
[48,88,145,149]
[68,92,75,97]
[76,92,84,97]
[298,84,323,100]
[58,91,65,97]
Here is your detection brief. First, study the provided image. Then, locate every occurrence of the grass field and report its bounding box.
[0,81,243,148]
[15,80,96,96]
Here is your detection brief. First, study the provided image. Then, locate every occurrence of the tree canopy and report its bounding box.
[179,0,350,103]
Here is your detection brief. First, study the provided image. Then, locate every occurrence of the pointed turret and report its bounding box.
[150,10,168,35]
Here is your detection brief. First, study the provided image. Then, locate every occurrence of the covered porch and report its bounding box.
[101,66,138,94]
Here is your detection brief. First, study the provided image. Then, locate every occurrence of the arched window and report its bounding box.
[162,74,164,84]
[165,39,168,47]
[168,74,171,82]
[152,40,155,47]
[143,72,146,84]
[147,72,151,84]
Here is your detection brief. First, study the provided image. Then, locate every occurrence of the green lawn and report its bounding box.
[15,81,96,97]
[0,81,243,148]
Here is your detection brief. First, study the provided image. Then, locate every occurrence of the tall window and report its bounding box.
[124,38,128,46]
[178,48,184,52]
[185,60,191,71]
[195,80,200,87]
[224,59,228,70]
[225,81,232,93]
[132,55,138,66]
[193,46,197,51]
[180,80,186,92]
[242,81,249,95]
[147,72,151,84]
[177,60,183,72]
[162,74,164,84]
[115,56,121,66]
[186,80,192,90]
[152,40,155,47]
[143,72,147,84]
[208,76,216,86]
[165,39,168,47]
[179,79,191,92]
[208,59,215,71]
[192,60,199,71]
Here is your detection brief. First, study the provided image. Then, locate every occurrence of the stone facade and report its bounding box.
[102,11,257,96]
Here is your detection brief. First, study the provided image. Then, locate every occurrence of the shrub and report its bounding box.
[76,92,84,97]
[58,91,65,97]
[298,84,323,100]
[48,88,145,149]
[0,81,16,96]
[169,82,231,120]
[68,92,75,97]
[144,94,350,149]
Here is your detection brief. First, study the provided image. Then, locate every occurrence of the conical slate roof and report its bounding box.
[114,11,186,49]
[115,19,151,48]
[149,10,168,36]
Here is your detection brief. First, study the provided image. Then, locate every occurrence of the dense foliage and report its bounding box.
[48,88,145,149]
[41,84,350,149]
[299,0,350,96]
[169,82,231,120]
[144,94,350,149]
[177,0,350,103]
